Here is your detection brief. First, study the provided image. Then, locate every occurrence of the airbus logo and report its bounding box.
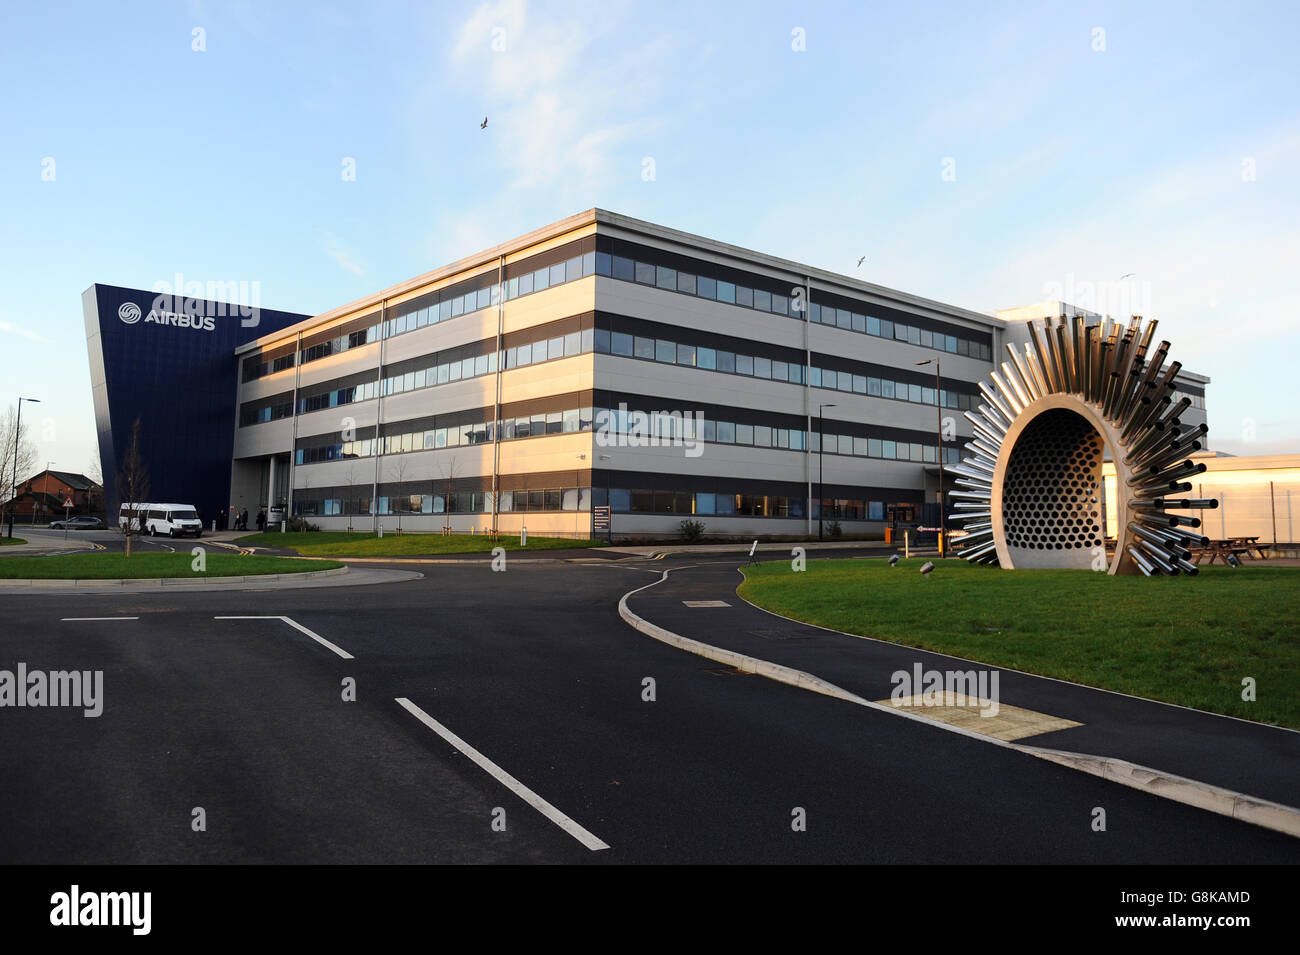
[117,297,216,332]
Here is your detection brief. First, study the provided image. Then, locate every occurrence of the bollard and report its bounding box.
[904,530,910,560]
[521,525,528,547]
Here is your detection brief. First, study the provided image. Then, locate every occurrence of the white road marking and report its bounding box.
[214,615,354,659]
[61,616,140,621]
[682,600,731,607]
[395,697,610,852]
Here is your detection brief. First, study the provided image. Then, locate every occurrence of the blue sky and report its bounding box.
[3,0,1298,477]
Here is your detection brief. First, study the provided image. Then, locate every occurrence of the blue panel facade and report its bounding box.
[83,284,307,527]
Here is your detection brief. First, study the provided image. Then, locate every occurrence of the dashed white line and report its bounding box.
[214,615,354,659]
[395,697,610,852]
[61,616,140,621]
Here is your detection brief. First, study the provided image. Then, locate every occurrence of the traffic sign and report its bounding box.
[63,498,74,508]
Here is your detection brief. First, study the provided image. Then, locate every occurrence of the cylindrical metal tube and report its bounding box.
[1126,546,1155,576]
[1057,321,1076,392]
[1001,360,1032,409]
[1122,392,1171,443]
[1126,427,1175,465]
[1140,442,1204,475]
[990,371,1023,416]
[1028,322,1057,392]
[978,383,1017,427]
[1130,481,1192,498]
[962,539,999,561]
[1118,389,1152,436]
[1174,557,1199,576]
[1113,369,1144,425]
[1025,346,1051,397]
[1153,398,1191,431]
[1149,459,1206,484]
[977,403,1010,434]
[1128,527,1191,561]
[1136,539,1177,574]
[1006,344,1041,402]
[950,510,990,522]
[1168,513,1202,528]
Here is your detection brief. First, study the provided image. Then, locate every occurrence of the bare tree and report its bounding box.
[345,462,357,533]
[114,419,151,558]
[436,456,457,535]
[1,404,39,536]
[85,446,107,523]
[390,457,409,534]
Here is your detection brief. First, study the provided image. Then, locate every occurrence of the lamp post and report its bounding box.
[598,453,613,543]
[818,403,836,542]
[7,397,40,539]
[916,360,945,557]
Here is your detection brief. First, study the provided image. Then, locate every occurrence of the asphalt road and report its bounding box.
[1,555,1297,863]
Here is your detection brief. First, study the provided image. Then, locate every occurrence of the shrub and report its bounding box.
[286,516,321,533]
[679,519,706,543]
[827,520,843,539]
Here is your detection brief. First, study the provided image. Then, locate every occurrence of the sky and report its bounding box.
[2,0,1298,480]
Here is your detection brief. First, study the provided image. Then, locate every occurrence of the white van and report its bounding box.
[120,503,203,538]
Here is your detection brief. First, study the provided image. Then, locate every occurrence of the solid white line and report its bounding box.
[61,616,139,621]
[395,696,610,851]
[214,615,354,660]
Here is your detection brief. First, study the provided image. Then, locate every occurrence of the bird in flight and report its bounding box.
[1119,272,1135,280]
[857,256,866,268]
[481,117,488,129]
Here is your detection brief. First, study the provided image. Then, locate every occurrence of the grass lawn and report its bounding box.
[236,530,601,557]
[0,552,342,579]
[0,536,26,546]
[739,558,1300,729]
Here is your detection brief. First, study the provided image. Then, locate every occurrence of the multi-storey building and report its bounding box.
[92,209,1212,539]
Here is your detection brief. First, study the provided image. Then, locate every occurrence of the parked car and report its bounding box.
[50,515,106,530]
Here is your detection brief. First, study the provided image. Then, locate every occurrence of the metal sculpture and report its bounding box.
[948,315,1215,575]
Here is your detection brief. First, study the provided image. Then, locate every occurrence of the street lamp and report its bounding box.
[598,453,613,543]
[818,403,836,542]
[7,396,40,538]
[916,360,945,557]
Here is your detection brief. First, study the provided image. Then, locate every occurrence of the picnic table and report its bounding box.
[1190,537,1271,565]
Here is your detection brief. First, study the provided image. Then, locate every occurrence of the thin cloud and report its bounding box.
[0,320,51,344]
[324,235,366,276]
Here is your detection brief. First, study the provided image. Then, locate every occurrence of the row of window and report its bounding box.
[593,250,993,361]
[294,327,593,416]
[294,403,957,466]
[245,251,601,382]
[292,486,910,522]
[248,234,993,385]
[594,328,977,409]
[296,406,597,464]
[294,488,586,516]
[256,320,979,428]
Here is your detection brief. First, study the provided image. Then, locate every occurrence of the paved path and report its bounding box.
[624,560,1300,812]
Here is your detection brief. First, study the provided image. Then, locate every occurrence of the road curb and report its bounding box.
[617,567,1300,841]
[1023,747,1300,839]
[0,566,350,589]
[618,569,875,705]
